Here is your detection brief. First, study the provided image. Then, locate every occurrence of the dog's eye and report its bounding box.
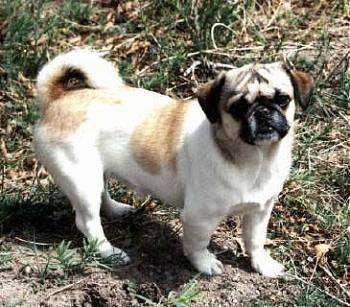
[274,94,290,108]
[229,97,249,120]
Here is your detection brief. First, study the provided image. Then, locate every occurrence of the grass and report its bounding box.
[54,240,80,276]
[0,0,349,306]
[0,243,12,268]
[123,274,201,306]
[166,275,201,306]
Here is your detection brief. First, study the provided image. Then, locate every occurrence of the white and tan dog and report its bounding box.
[34,49,313,277]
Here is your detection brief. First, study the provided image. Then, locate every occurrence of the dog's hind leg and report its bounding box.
[101,188,135,219]
[47,149,130,265]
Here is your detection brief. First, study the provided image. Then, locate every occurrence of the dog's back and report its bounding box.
[34,49,199,206]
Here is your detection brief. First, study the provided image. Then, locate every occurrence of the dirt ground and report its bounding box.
[0,207,301,306]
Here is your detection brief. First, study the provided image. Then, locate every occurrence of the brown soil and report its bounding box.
[0,208,300,306]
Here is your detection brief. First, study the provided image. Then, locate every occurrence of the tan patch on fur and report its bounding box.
[41,89,122,137]
[48,80,65,105]
[130,101,189,174]
[40,72,87,112]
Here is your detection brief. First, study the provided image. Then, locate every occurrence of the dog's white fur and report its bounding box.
[34,49,300,277]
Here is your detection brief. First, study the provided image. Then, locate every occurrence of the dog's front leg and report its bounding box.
[181,206,223,275]
[242,199,284,277]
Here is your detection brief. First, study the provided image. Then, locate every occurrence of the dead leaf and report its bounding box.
[104,21,114,32]
[314,243,331,260]
[18,72,29,83]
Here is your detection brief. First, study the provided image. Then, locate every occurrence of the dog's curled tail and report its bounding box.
[36,49,123,111]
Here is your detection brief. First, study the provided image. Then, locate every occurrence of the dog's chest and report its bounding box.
[228,149,290,208]
[241,163,282,203]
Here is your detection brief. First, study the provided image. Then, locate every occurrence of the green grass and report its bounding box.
[123,274,201,306]
[0,0,349,305]
[0,243,13,268]
[295,286,340,307]
[166,275,201,307]
[54,240,80,276]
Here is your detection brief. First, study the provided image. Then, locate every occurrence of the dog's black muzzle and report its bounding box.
[241,103,290,145]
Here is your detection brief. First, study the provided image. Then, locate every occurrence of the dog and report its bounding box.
[34,49,313,277]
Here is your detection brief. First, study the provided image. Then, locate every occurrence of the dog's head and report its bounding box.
[197,62,313,145]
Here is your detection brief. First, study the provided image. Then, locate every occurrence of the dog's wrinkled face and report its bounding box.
[197,62,313,146]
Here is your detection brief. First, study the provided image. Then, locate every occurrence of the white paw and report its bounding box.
[251,250,284,278]
[188,250,224,275]
[99,242,130,265]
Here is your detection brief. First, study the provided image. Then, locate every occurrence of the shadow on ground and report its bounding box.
[1,190,292,306]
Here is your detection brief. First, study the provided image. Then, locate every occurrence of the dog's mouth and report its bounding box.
[241,104,290,145]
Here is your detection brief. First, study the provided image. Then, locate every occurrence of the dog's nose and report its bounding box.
[256,105,270,116]
[260,106,269,114]
[260,123,274,133]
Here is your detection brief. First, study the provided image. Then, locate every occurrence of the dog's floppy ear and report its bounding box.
[285,67,314,110]
[197,73,226,123]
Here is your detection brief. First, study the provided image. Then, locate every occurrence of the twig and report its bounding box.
[184,60,201,77]
[45,278,86,299]
[14,236,52,246]
[325,50,350,83]
[210,23,235,49]
[307,147,312,171]
[273,238,332,243]
[63,19,101,32]
[137,195,153,212]
[263,0,283,31]
[165,82,190,94]
[319,264,350,298]
[85,261,114,271]
[111,34,142,50]
[206,61,237,70]
[286,272,350,306]
[307,257,319,293]
[0,161,5,193]
[319,140,349,154]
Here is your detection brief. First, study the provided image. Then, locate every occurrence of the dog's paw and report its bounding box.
[188,250,224,275]
[99,242,131,265]
[105,249,131,266]
[251,251,284,278]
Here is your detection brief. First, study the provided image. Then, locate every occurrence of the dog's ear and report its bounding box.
[285,68,314,110]
[197,73,226,123]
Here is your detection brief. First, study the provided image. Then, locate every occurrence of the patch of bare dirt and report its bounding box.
[0,207,301,306]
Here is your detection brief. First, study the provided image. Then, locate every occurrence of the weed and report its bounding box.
[58,0,93,25]
[82,238,101,264]
[54,240,79,276]
[38,253,55,283]
[296,287,339,307]
[333,230,350,270]
[167,274,201,307]
[0,243,12,268]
